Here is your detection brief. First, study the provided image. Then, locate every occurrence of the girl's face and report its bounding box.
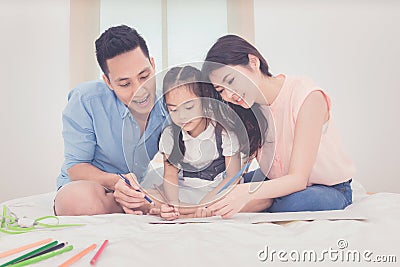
[165,86,205,136]
[208,64,261,109]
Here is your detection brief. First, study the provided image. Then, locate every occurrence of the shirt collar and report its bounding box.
[181,121,215,142]
[114,92,129,118]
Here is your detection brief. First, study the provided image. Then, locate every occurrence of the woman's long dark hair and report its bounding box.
[202,34,270,159]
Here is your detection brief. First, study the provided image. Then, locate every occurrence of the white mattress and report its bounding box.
[1,181,399,266]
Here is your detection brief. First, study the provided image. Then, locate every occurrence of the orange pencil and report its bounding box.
[0,238,52,259]
[58,244,96,267]
[90,240,108,265]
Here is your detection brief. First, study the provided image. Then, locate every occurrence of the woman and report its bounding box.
[202,35,355,218]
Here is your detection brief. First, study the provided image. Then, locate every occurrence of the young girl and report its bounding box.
[202,35,355,218]
[158,66,247,219]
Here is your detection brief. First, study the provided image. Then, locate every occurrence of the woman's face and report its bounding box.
[208,64,261,109]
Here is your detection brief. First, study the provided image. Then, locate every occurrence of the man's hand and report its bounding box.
[113,173,147,214]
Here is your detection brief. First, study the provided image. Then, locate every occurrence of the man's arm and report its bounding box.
[67,163,120,190]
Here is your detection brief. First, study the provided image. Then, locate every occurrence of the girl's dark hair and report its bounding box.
[201,34,271,159]
[162,66,244,167]
[95,25,150,78]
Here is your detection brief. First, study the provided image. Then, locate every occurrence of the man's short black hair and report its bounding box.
[95,25,150,77]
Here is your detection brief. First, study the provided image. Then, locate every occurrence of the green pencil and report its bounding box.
[8,245,73,267]
[0,241,58,267]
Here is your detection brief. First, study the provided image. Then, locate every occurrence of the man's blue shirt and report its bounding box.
[57,80,167,189]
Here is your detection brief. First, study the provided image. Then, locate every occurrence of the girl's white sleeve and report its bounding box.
[221,129,240,156]
[159,126,174,155]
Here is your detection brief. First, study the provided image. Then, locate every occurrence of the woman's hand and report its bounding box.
[194,207,214,218]
[207,184,253,218]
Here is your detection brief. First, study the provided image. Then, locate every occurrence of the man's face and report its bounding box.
[103,47,156,117]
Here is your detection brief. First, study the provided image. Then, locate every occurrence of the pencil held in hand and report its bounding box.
[117,173,153,204]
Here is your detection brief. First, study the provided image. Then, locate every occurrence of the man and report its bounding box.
[54,25,166,215]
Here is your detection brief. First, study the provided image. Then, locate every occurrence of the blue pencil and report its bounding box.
[216,162,250,194]
[117,173,153,204]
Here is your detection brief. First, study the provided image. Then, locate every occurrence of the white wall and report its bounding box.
[100,0,163,75]
[100,0,227,71]
[254,0,400,193]
[167,0,227,66]
[0,0,69,202]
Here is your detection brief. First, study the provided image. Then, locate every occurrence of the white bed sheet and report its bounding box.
[1,181,399,266]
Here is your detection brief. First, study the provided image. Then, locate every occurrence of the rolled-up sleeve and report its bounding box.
[62,89,95,170]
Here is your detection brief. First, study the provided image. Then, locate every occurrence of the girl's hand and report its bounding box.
[148,207,161,216]
[160,204,180,221]
[207,184,252,218]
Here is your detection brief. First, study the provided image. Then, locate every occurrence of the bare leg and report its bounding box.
[54,180,123,215]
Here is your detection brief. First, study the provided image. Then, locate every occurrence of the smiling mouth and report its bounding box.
[132,94,150,105]
[235,94,245,104]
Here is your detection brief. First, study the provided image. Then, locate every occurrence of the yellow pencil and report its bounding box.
[0,238,52,259]
[58,244,96,267]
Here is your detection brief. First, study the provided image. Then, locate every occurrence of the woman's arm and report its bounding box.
[209,91,330,217]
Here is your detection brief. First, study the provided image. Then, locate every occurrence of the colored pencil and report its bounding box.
[58,244,96,267]
[14,243,67,263]
[0,238,52,259]
[216,162,250,194]
[8,245,73,267]
[89,240,108,265]
[117,173,153,203]
[0,241,58,267]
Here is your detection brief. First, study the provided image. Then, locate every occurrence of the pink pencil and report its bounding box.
[90,240,109,265]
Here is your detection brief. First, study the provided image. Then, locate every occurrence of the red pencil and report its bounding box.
[90,240,109,265]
